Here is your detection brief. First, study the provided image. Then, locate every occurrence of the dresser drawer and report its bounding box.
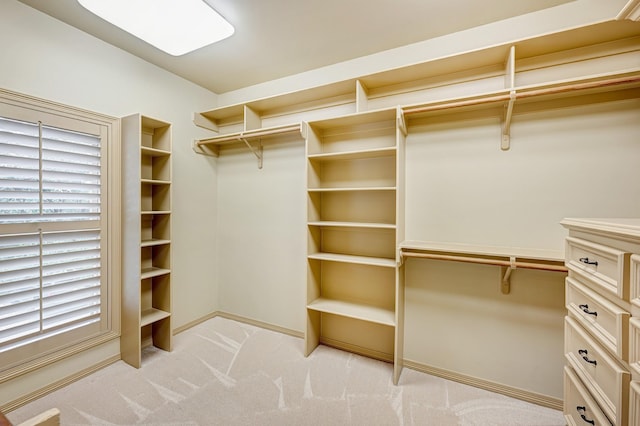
[565,315,630,425]
[566,236,630,301]
[631,254,640,309]
[566,277,630,360]
[564,366,612,426]
[630,381,640,426]
[629,318,640,376]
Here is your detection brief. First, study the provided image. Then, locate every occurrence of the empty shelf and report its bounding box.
[141,267,171,279]
[141,308,171,327]
[308,252,396,267]
[307,298,395,326]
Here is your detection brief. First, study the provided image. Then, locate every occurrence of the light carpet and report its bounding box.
[7,317,565,425]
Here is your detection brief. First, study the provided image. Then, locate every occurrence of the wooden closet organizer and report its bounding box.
[121,114,173,368]
[193,20,640,389]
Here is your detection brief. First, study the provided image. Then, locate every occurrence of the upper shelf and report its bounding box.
[193,20,640,156]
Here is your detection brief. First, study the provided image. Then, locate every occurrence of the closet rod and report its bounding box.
[401,251,568,272]
[196,123,301,146]
[515,74,640,100]
[403,74,640,116]
[403,93,512,115]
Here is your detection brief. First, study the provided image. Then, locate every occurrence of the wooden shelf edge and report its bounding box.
[308,186,396,192]
[307,297,396,326]
[140,239,171,247]
[308,252,396,268]
[140,308,171,327]
[308,221,396,230]
[196,123,302,147]
[141,146,171,156]
[308,146,396,161]
[140,267,171,279]
[141,179,171,185]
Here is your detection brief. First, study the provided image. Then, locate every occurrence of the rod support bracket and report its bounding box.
[501,90,516,151]
[500,256,516,294]
[241,137,263,169]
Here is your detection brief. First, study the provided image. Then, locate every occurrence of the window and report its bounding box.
[0,89,120,377]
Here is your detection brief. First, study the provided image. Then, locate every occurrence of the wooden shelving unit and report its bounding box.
[193,19,640,390]
[304,108,406,383]
[121,114,172,368]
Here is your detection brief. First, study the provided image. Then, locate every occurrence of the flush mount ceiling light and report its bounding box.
[77,0,234,56]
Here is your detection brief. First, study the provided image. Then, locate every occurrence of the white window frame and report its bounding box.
[0,88,120,381]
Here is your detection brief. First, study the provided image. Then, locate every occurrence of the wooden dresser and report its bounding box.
[561,218,640,425]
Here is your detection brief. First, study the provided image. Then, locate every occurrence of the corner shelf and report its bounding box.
[121,114,173,368]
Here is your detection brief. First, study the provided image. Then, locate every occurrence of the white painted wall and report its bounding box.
[403,97,640,398]
[215,138,307,331]
[0,0,219,407]
[0,0,220,331]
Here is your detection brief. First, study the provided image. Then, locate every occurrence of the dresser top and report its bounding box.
[561,218,640,241]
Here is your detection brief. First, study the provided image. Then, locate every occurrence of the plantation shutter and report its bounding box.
[0,115,104,354]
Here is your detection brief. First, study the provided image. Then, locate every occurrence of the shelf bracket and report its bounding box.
[192,139,219,157]
[501,90,516,151]
[500,256,516,294]
[241,138,263,169]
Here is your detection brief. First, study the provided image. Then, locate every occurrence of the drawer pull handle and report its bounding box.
[578,349,597,366]
[578,304,598,317]
[579,257,598,267]
[576,406,595,425]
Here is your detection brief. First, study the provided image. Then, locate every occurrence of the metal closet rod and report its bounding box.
[403,74,640,116]
[401,251,568,272]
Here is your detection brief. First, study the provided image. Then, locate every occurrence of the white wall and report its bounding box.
[215,138,307,331]
[0,0,220,331]
[403,96,640,399]
[0,0,220,407]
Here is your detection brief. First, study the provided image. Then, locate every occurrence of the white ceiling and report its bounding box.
[18,0,575,94]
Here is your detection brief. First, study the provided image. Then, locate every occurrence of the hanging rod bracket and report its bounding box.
[501,90,516,151]
[241,138,263,169]
[500,256,517,294]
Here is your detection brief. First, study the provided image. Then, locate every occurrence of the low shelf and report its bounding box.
[307,297,396,327]
[140,308,171,327]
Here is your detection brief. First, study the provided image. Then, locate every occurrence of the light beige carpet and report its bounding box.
[8,317,565,425]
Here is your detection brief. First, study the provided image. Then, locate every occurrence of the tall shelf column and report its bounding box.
[121,114,173,368]
[304,108,405,383]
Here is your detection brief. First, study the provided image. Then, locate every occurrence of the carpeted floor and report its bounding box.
[7,317,565,425]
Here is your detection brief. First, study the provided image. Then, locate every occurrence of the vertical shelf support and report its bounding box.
[356,80,370,113]
[501,91,516,151]
[241,138,263,169]
[502,46,516,151]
